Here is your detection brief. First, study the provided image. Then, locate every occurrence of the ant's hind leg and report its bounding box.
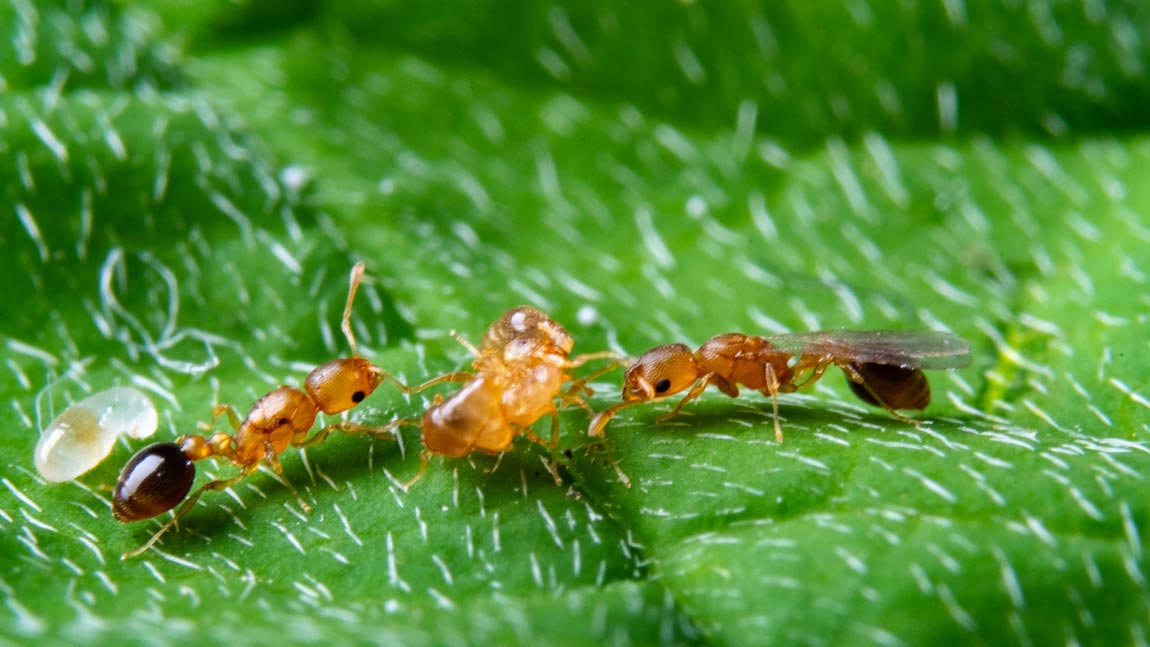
[837,363,920,426]
[121,473,246,560]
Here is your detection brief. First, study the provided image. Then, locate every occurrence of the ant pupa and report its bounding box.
[589,329,972,443]
[113,262,421,559]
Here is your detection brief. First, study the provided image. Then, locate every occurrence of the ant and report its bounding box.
[589,329,971,443]
[402,306,620,486]
[112,263,456,559]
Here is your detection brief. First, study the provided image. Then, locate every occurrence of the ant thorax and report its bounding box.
[695,334,794,391]
[232,386,318,464]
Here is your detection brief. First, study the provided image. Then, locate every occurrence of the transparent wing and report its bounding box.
[764,330,972,370]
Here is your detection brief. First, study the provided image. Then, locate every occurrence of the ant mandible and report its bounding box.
[112,263,458,559]
[589,329,971,443]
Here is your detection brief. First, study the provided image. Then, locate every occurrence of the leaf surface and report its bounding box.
[2,2,1148,645]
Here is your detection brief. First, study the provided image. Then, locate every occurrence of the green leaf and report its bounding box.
[2,2,1148,645]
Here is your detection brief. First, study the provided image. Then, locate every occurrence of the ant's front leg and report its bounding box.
[656,375,714,423]
[567,350,628,369]
[564,358,629,398]
[294,418,416,449]
[379,370,474,395]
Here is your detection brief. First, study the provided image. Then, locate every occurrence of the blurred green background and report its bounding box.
[2,1,1149,645]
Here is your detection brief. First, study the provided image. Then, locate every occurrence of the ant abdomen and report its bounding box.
[421,378,507,457]
[113,443,196,522]
[845,363,930,410]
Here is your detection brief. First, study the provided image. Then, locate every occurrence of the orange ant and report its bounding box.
[589,330,971,443]
[112,263,447,559]
[402,306,620,486]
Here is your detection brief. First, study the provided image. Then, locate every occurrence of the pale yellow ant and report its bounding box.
[402,306,620,486]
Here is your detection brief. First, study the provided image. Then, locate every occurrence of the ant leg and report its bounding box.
[587,400,641,437]
[763,364,784,443]
[197,403,242,432]
[566,351,627,368]
[380,371,474,395]
[401,449,432,489]
[837,363,920,426]
[564,359,628,398]
[656,376,713,423]
[522,408,563,486]
[589,433,632,489]
[262,450,313,514]
[789,361,829,391]
[262,442,285,475]
[294,418,415,449]
[556,391,595,417]
[121,472,246,560]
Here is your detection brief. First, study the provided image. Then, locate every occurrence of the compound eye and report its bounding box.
[654,378,672,394]
[113,443,196,522]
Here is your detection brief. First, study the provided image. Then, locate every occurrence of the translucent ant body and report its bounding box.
[409,306,617,485]
[113,263,408,559]
[589,330,971,442]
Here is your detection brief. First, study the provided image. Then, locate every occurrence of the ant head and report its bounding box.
[622,344,698,402]
[483,306,574,356]
[305,357,384,415]
[113,443,196,522]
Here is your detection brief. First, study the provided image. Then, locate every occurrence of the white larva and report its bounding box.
[35,387,159,482]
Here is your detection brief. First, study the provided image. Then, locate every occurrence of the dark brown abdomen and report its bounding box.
[113,442,197,522]
[845,363,930,410]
